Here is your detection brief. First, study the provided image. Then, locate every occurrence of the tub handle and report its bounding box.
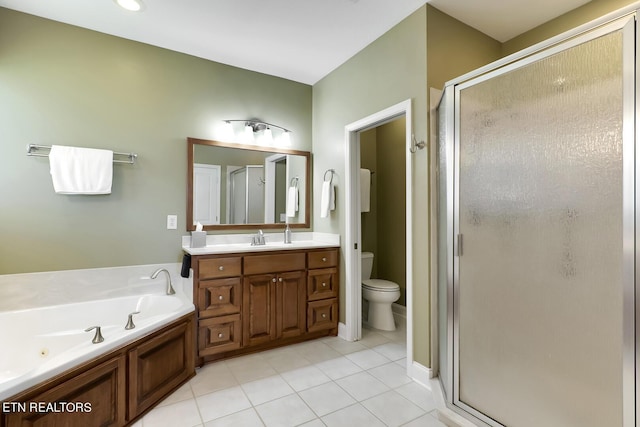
[85,326,104,344]
[125,311,141,330]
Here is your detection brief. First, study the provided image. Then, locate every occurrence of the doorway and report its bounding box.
[343,99,415,375]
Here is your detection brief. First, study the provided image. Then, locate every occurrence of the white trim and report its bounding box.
[408,361,433,388]
[343,99,415,378]
[338,322,349,340]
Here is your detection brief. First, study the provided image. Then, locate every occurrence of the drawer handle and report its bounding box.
[322,313,327,319]
[218,333,224,338]
[322,282,327,287]
[218,295,224,301]
[322,257,327,262]
[218,266,224,271]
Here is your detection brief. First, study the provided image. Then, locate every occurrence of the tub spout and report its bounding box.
[85,326,104,344]
[151,268,175,295]
[125,311,140,330]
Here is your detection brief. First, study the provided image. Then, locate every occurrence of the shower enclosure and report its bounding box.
[436,10,636,427]
[229,165,265,224]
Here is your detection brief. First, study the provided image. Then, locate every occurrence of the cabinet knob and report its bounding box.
[322,282,327,287]
[272,278,277,283]
[218,266,224,271]
[218,295,223,301]
[279,277,283,282]
[322,313,327,319]
[322,257,327,262]
[218,333,223,338]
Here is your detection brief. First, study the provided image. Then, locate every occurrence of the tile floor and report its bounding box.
[134,318,445,427]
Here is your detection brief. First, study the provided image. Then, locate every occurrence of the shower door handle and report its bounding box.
[457,234,463,257]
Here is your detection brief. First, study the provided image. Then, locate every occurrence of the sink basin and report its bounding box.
[182,232,340,255]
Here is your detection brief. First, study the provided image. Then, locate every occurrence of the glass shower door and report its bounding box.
[454,17,634,427]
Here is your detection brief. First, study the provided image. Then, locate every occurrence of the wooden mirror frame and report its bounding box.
[187,137,311,231]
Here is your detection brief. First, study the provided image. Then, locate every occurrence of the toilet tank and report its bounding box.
[361,252,374,280]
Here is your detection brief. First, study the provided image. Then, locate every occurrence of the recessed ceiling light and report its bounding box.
[114,0,144,12]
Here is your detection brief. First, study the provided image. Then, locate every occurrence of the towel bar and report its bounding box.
[26,144,137,164]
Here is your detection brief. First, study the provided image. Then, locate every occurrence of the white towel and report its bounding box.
[49,145,113,194]
[286,186,298,217]
[320,181,335,218]
[360,168,371,213]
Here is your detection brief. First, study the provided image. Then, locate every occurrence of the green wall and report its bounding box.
[0,8,311,274]
[312,5,429,365]
[503,0,637,55]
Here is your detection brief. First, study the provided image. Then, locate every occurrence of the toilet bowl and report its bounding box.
[361,252,400,331]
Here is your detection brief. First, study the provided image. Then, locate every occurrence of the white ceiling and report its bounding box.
[0,0,593,85]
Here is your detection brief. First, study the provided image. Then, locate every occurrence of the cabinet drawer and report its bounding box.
[199,257,242,279]
[307,268,338,301]
[198,277,242,317]
[307,250,338,269]
[307,298,338,333]
[244,252,305,275]
[198,314,242,356]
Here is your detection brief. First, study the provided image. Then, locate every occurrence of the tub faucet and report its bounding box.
[85,326,104,344]
[151,268,176,295]
[125,311,140,330]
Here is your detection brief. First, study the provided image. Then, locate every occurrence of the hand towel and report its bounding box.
[360,168,371,212]
[320,181,335,218]
[286,186,298,217]
[49,145,113,194]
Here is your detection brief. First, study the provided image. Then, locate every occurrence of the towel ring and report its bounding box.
[324,169,335,185]
[290,177,299,188]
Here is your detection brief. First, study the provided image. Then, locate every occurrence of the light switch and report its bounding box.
[167,215,177,230]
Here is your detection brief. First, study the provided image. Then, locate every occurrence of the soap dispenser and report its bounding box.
[284,224,292,244]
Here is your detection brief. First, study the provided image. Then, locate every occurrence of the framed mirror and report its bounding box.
[187,137,311,231]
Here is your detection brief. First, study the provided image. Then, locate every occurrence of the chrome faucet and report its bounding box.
[151,268,176,295]
[85,326,104,344]
[251,229,266,246]
[125,311,140,330]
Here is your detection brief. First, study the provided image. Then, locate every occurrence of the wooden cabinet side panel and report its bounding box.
[129,317,195,418]
[4,356,126,427]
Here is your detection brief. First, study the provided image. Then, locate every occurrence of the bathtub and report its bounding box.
[0,267,194,402]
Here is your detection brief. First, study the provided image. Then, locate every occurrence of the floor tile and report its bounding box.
[227,356,278,384]
[241,375,295,406]
[299,382,356,417]
[372,342,407,361]
[142,398,202,427]
[281,365,332,391]
[255,394,317,427]
[335,371,390,401]
[368,362,413,388]
[362,390,425,427]
[190,362,239,396]
[345,349,391,370]
[299,419,327,427]
[359,329,392,348]
[196,385,252,422]
[314,356,362,380]
[262,346,312,373]
[203,408,265,427]
[395,382,437,412]
[321,403,386,427]
[157,381,194,407]
[401,413,448,427]
[323,337,369,355]
[296,341,343,364]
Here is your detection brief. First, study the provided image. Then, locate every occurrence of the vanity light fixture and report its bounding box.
[224,119,292,146]
[114,0,145,12]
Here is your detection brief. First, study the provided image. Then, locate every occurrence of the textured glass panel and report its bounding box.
[458,31,623,427]
[437,91,450,398]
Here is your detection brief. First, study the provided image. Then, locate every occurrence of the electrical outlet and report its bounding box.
[167,215,177,230]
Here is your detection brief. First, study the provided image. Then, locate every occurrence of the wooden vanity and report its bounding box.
[191,245,339,365]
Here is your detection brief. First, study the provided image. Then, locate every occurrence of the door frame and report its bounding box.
[343,99,414,374]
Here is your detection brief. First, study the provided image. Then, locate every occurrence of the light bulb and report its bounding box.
[115,0,144,11]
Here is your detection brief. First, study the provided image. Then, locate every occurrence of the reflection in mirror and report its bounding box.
[187,138,310,231]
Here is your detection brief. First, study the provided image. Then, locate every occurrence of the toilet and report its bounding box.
[361,252,400,331]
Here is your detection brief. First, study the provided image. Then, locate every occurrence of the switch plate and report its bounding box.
[167,215,177,230]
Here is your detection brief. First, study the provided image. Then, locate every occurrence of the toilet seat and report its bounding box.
[362,279,399,292]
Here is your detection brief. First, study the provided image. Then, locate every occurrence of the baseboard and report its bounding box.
[430,378,482,427]
[338,322,349,340]
[408,360,432,389]
[392,302,407,318]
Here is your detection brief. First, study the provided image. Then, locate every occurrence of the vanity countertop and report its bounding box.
[182,232,340,255]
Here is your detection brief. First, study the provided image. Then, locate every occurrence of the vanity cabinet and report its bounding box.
[192,247,339,364]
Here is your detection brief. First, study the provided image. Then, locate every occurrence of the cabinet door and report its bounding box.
[276,270,306,339]
[243,274,277,347]
[129,318,195,418]
[4,356,126,427]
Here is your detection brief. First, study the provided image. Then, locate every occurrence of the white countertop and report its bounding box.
[182,232,340,255]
